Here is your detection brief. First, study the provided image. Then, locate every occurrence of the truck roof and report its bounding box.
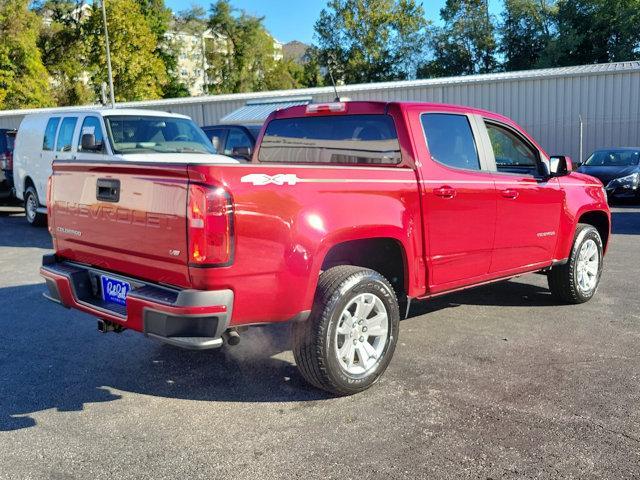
[271,100,514,125]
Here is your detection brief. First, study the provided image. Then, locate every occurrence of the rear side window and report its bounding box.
[258,114,401,165]
[43,117,61,151]
[203,128,227,153]
[55,117,78,152]
[78,116,105,152]
[422,113,480,171]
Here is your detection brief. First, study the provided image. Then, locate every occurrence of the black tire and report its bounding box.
[292,265,400,396]
[24,186,46,227]
[548,224,603,304]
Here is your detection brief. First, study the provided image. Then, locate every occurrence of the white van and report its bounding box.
[13,108,238,225]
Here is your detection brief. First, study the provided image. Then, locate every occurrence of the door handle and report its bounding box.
[434,186,457,199]
[96,178,120,203]
[501,188,519,199]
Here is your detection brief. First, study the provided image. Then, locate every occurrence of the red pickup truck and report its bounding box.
[41,101,610,395]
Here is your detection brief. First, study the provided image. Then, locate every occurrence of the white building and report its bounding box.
[2,62,637,163]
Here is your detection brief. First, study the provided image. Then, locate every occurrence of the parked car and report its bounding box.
[201,124,261,161]
[13,108,238,226]
[0,128,16,200]
[41,101,610,395]
[576,148,640,201]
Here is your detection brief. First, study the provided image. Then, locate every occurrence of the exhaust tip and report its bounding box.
[222,329,240,346]
[97,319,124,334]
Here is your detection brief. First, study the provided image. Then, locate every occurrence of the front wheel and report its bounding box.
[548,224,603,303]
[292,266,400,395]
[24,186,46,227]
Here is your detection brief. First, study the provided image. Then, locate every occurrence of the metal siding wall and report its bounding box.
[0,68,638,161]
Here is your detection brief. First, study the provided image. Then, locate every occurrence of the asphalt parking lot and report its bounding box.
[1,204,639,480]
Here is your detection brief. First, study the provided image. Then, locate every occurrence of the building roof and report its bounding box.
[218,97,312,125]
[1,61,639,117]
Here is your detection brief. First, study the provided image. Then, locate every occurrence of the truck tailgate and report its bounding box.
[50,162,191,288]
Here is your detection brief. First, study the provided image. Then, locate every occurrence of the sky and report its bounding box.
[164,0,503,45]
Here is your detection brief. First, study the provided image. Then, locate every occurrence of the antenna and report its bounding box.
[327,64,340,102]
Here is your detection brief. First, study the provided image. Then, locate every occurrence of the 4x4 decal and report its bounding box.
[241,173,299,186]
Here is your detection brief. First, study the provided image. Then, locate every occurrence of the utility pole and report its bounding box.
[101,0,115,107]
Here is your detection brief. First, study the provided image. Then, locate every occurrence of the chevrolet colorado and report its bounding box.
[41,101,610,395]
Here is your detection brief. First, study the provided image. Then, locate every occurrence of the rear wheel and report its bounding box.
[548,224,603,303]
[24,186,46,227]
[292,265,400,395]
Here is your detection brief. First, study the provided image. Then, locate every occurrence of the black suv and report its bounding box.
[201,124,261,161]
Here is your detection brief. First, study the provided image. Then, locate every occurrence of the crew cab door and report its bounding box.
[479,118,563,273]
[409,108,497,292]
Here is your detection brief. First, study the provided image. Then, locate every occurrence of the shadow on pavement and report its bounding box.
[408,279,556,318]
[0,283,329,432]
[0,210,51,249]
[611,210,640,235]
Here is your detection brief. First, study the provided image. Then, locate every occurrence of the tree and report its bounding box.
[84,0,167,102]
[420,0,498,77]
[500,0,555,71]
[548,0,640,66]
[207,0,302,94]
[36,0,94,106]
[136,0,189,98]
[313,0,428,84]
[0,0,53,109]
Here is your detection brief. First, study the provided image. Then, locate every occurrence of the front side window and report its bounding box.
[584,150,640,167]
[104,116,215,155]
[43,117,61,151]
[258,114,401,165]
[422,113,480,171]
[55,117,78,152]
[78,116,105,152]
[485,122,539,174]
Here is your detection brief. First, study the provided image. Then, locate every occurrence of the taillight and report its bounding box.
[187,183,234,266]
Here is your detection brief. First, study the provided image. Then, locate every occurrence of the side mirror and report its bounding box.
[549,155,573,177]
[232,146,252,160]
[81,133,101,152]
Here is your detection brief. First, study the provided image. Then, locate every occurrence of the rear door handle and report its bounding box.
[434,186,457,199]
[501,188,519,199]
[96,178,120,203]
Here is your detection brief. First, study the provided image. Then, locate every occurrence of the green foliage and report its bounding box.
[0,0,53,109]
[136,0,189,98]
[500,0,555,71]
[420,0,498,77]
[37,0,94,106]
[206,0,303,94]
[84,0,167,102]
[549,0,640,65]
[314,0,428,84]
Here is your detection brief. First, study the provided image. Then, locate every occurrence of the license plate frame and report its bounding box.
[100,274,131,307]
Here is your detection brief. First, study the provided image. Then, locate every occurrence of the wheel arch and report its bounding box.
[319,237,410,302]
[578,210,610,252]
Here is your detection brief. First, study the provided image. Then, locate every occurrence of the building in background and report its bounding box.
[2,62,638,164]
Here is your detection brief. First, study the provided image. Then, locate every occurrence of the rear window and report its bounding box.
[6,131,15,151]
[258,114,401,165]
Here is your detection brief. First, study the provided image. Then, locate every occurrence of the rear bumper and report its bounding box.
[40,254,233,350]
